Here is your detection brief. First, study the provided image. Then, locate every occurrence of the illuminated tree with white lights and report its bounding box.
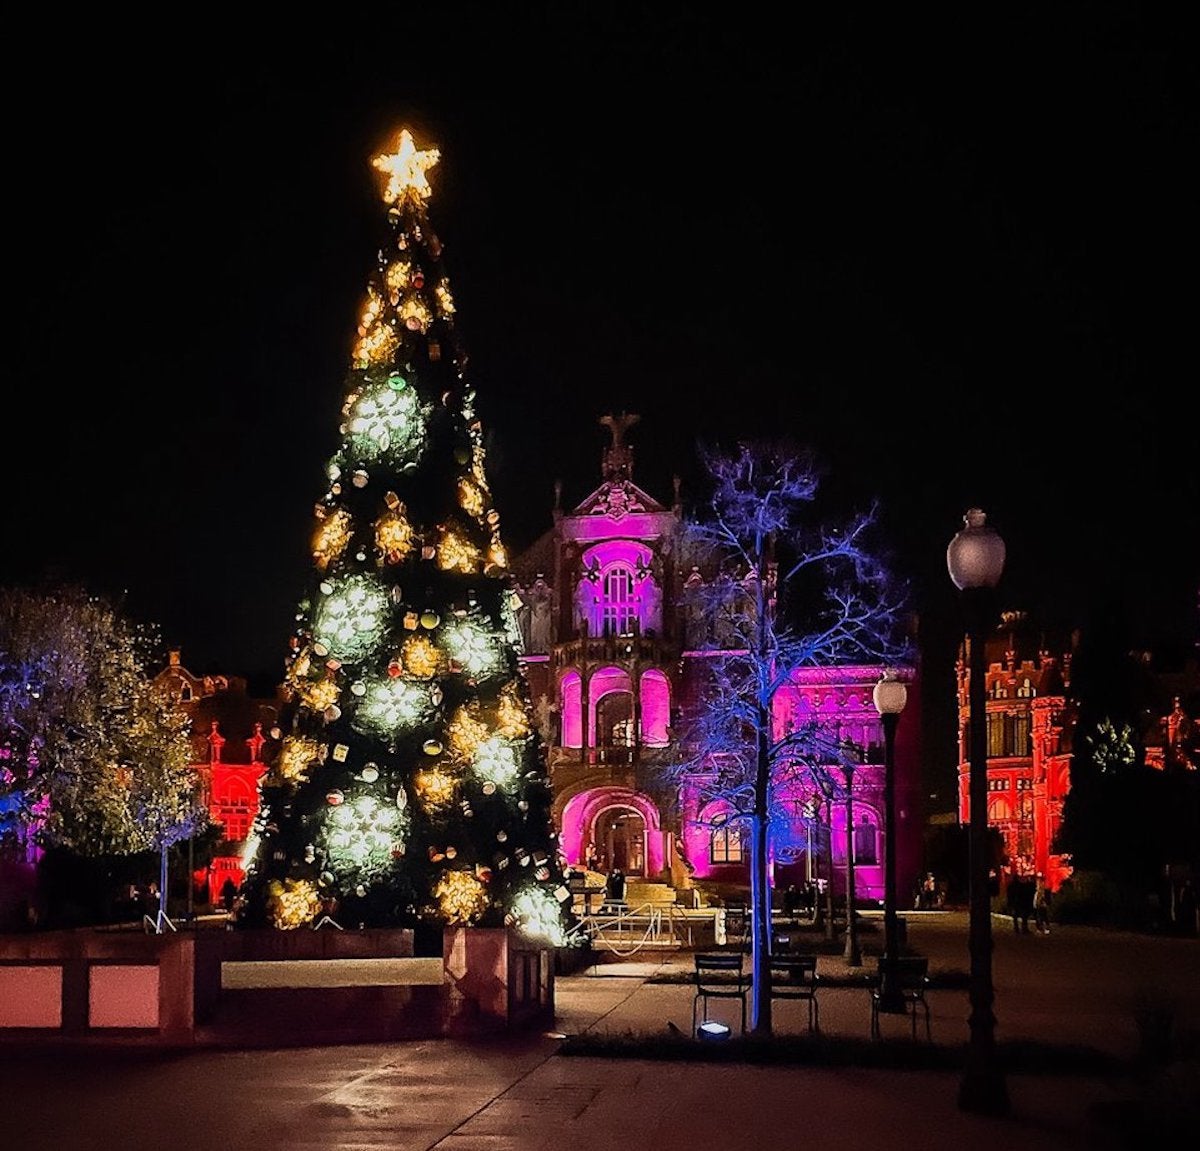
[240,129,567,941]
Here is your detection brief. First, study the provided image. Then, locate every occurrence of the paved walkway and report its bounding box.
[1,913,1196,1150]
[564,910,1200,1059]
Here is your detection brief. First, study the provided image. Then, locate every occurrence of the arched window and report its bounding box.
[989,795,1014,822]
[602,564,637,636]
[640,670,671,745]
[1016,677,1035,699]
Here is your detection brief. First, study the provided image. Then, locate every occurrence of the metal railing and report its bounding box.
[567,901,707,956]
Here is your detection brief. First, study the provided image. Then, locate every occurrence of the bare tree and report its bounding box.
[668,441,909,1036]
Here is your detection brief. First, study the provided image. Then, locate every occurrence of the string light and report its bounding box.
[278,736,321,784]
[312,507,353,570]
[312,574,389,662]
[354,676,432,736]
[414,767,456,809]
[437,526,481,573]
[403,634,442,679]
[434,870,489,924]
[267,878,322,930]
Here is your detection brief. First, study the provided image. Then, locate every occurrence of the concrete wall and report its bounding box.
[0,926,554,1046]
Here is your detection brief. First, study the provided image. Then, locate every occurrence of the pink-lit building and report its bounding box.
[510,415,923,905]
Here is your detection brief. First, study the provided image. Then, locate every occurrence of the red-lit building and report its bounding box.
[509,415,923,906]
[954,612,1075,891]
[152,652,280,905]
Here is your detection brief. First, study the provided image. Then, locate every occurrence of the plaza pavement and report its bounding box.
[0,911,1196,1150]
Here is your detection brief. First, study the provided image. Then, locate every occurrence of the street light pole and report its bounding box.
[947,508,1010,1116]
[841,760,862,967]
[873,670,907,1013]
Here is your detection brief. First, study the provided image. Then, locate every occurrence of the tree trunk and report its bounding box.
[749,733,774,1035]
[158,843,169,931]
[823,801,836,941]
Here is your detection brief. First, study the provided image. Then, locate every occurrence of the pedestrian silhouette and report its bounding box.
[1007,871,1034,933]
[605,868,626,908]
[1033,873,1052,934]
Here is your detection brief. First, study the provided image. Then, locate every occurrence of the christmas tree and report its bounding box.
[241,127,568,942]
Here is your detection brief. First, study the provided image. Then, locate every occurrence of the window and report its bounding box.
[987,713,1006,757]
[853,816,878,865]
[1017,795,1035,855]
[611,718,635,747]
[1016,677,1035,699]
[988,778,1009,792]
[711,825,744,864]
[601,565,637,636]
[1013,712,1031,756]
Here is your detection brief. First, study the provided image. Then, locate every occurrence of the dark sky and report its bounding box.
[5,5,1196,723]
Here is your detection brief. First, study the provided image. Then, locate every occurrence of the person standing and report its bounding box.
[1033,873,1052,934]
[604,867,626,909]
[1007,869,1033,933]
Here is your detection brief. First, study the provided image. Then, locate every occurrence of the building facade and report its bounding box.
[954,612,1075,891]
[152,652,279,905]
[510,414,923,906]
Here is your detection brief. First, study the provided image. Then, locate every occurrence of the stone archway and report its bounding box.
[559,787,665,878]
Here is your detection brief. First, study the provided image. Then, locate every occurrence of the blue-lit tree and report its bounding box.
[671,441,910,1035]
[240,129,567,942]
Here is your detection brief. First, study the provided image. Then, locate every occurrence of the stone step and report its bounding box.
[623,881,679,905]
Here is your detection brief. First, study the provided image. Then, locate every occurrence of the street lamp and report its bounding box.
[802,799,817,886]
[947,508,1010,1116]
[872,669,907,1014]
[841,754,862,968]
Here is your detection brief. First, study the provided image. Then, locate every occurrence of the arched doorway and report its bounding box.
[595,806,647,876]
[558,787,665,878]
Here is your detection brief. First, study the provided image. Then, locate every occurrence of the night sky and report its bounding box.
[5,7,1196,784]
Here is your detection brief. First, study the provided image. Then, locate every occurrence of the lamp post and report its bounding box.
[802,799,817,886]
[872,669,907,1013]
[947,508,1010,1115]
[841,756,862,967]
